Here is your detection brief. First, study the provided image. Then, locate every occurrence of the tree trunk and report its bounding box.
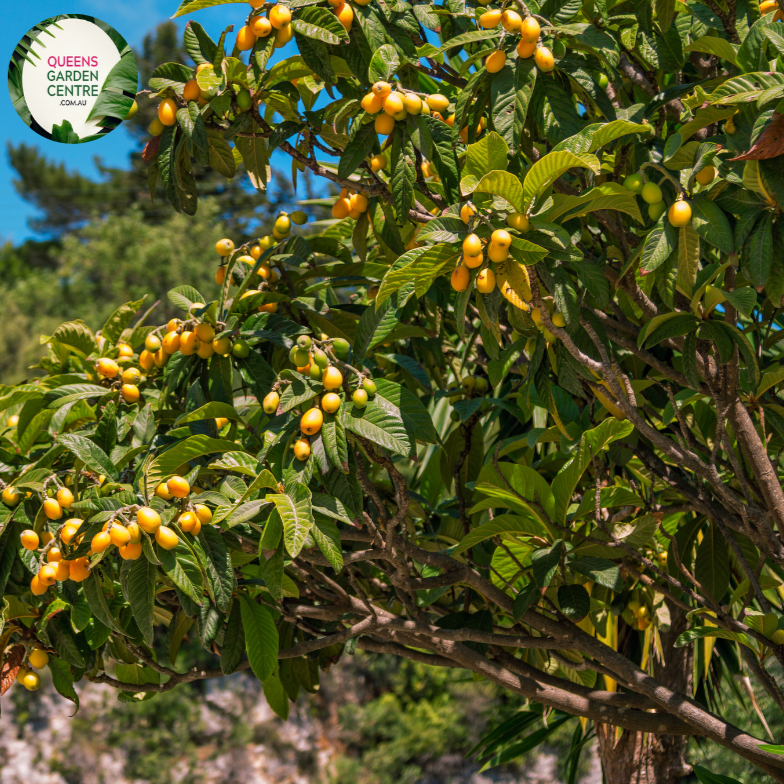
[595,603,693,784]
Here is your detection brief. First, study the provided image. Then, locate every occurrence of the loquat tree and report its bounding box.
[4,0,784,782]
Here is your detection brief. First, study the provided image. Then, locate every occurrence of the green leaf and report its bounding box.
[640,220,676,274]
[691,198,733,255]
[354,296,398,361]
[168,284,207,312]
[722,286,757,318]
[239,595,279,682]
[554,120,651,155]
[173,0,247,17]
[268,483,314,557]
[474,171,524,213]
[685,36,738,66]
[122,556,157,646]
[83,571,124,634]
[279,374,323,413]
[321,411,349,474]
[145,435,240,497]
[433,29,500,54]
[391,133,415,223]
[48,320,97,357]
[235,129,270,192]
[345,378,436,456]
[58,435,118,481]
[102,297,146,345]
[184,20,217,63]
[338,121,376,180]
[737,18,771,74]
[745,213,773,289]
[557,584,590,620]
[209,451,258,477]
[311,492,354,524]
[639,311,697,349]
[48,615,86,668]
[655,0,676,33]
[159,544,204,606]
[522,151,600,212]
[221,599,245,674]
[49,658,79,710]
[547,183,643,224]
[198,525,235,612]
[453,514,544,555]
[675,626,752,649]
[376,244,459,306]
[464,132,509,181]
[263,672,290,720]
[87,90,134,123]
[207,129,237,178]
[694,521,730,601]
[677,223,700,296]
[291,7,349,45]
[168,610,194,663]
[51,120,80,144]
[693,767,744,784]
[311,516,343,571]
[175,402,241,426]
[551,419,634,524]
[491,64,517,152]
[567,556,622,591]
[532,541,564,588]
[368,43,399,82]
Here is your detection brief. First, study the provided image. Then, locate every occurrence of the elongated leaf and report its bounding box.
[694,521,730,601]
[338,121,376,180]
[558,584,590,620]
[122,556,157,646]
[551,419,634,524]
[268,483,314,558]
[691,198,733,255]
[49,658,79,710]
[354,296,398,361]
[240,595,279,682]
[567,556,622,591]
[58,435,118,481]
[198,525,235,612]
[221,600,245,674]
[83,571,124,634]
[640,220,676,274]
[474,171,524,213]
[522,151,600,211]
[145,435,240,496]
[291,7,349,45]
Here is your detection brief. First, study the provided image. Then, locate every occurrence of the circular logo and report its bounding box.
[8,15,138,144]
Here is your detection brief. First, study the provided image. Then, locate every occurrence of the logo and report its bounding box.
[8,15,138,144]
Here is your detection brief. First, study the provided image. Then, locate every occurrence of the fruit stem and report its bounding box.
[639,162,684,195]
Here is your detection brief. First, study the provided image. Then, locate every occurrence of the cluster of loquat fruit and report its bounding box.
[444,374,492,421]
[216,210,307,295]
[761,0,784,21]
[331,188,370,221]
[360,82,464,138]
[93,311,248,407]
[622,169,712,227]
[15,646,50,692]
[450,202,531,295]
[261,333,377,461]
[10,474,213,599]
[477,12,555,74]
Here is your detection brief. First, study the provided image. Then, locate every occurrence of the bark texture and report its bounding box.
[596,604,693,784]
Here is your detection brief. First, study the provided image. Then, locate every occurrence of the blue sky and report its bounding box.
[1,0,268,243]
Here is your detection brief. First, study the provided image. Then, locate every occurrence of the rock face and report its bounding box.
[0,660,601,784]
